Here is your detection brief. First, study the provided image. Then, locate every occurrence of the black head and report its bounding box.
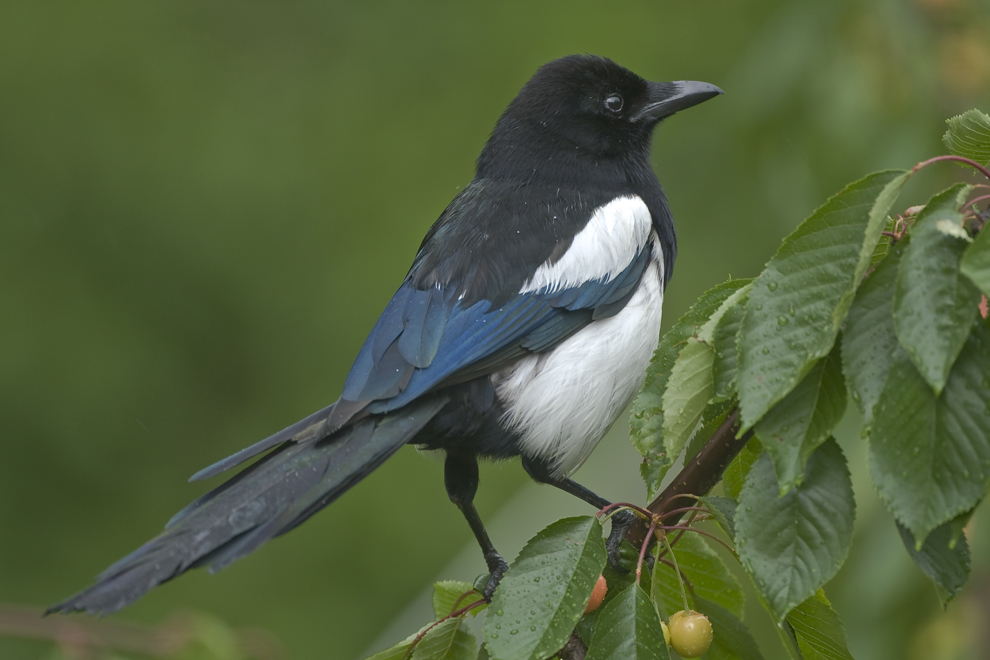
[477,55,722,182]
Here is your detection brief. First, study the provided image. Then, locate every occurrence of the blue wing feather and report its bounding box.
[340,246,650,418]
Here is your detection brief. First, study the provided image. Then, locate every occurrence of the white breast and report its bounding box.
[493,196,665,478]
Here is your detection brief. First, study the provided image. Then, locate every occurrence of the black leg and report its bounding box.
[444,451,509,599]
[522,455,638,573]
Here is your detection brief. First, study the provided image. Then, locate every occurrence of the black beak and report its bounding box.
[633,80,723,122]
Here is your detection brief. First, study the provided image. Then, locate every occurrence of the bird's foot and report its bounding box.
[606,509,638,573]
[479,552,509,601]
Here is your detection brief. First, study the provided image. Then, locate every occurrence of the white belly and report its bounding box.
[492,258,664,477]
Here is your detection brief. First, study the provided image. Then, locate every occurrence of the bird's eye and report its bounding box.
[604,94,623,113]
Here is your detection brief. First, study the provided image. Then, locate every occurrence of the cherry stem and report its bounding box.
[636,521,656,586]
[658,558,698,599]
[661,531,691,613]
[400,598,486,660]
[661,525,738,557]
[914,154,990,181]
[661,506,711,520]
[659,493,702,516]
[962,194,990,212]
[598,502,652,520]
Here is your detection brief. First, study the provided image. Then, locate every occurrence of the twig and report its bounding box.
[0,604,285,660]
[628,410,753,547]
[914,154,990,181]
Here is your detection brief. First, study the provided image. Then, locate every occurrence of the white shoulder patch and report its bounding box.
[519,195,652,295]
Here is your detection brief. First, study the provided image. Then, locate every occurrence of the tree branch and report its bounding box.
[626,409,753,545]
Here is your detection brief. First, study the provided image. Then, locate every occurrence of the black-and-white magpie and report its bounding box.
[51,54,721,615]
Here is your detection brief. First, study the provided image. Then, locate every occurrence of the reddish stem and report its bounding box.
[400,599,486,660]
[661,506,711,520]
[660,525,737,556]
[914,155,990,181]
[636,521,656,585]
[962,194,990,212]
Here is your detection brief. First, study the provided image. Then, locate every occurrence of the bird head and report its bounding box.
[477,55,722,180]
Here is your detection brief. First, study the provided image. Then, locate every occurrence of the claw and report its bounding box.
[481,552,509,600]
[606,510,636,573]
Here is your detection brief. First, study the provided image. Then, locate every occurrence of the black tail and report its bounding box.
[49,396,448,615]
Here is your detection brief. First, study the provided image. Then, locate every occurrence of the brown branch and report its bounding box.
[627,409,753,546]
[0,604,285,660]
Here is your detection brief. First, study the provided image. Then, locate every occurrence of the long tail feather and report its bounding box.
[49,396,448,616]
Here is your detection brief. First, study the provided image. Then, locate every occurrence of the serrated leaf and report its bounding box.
[433,581,484,619]
[412,618,477,660]
[631,280,752,463]
[896,517,971,609]
[714,291,749,401]
[698,282,754,344]
[893,184,981,394]
[755,345,846,494]
[365,623,435,660]
[737,170,910,430]
[723,437,762,500]
[737,439,855,622]
[640,455,667,501]
[700,495,737,539]
[943,109,990,165]
[868,323,990,544]
[586,584,669,660]
[662,338,715,465]
[696,597,765,660]
[786,591,854,660]
[652,532,744,620]
[842,240,905,425]
[961,223,990,297]
[484,516,606,660]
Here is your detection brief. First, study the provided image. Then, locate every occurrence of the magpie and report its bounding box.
[51,54,721,615]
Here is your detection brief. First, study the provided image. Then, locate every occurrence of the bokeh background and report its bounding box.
[3,1,990,659]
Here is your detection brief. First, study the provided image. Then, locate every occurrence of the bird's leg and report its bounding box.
[444,451,509,600]
[522,456,640,574]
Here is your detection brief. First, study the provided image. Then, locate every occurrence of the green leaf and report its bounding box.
[365,623,434,660]
[713,290,749,402]
[785,591,854,660]
[631,280,753,482]
[943,109,990,165]
[577,541,652,645]
[960,223,990,297]
[586,584,670,660]
[662,338,716,462]
[433,581,485,619]
[722,437,762,500]
[841,239,906,425]
[868,322,990,544]
[652,532,744,620]
[737,439,855,622]
[700,495,737,539]
[696,597,765,660]
[412,618,477,660]
[640,454,667,502]
[737,170,910,430]
[698,281,754,345]
[897,516,971,609]
[484,516,606,660]
[893,184,981,394]
[755,344,846,494]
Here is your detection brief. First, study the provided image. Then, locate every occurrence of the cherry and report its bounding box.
[668,610,713,657]
[584,574,608,613]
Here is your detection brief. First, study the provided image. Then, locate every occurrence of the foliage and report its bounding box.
[359,109,990,660]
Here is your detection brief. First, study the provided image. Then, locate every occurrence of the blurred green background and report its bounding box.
[3,1,990,659]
